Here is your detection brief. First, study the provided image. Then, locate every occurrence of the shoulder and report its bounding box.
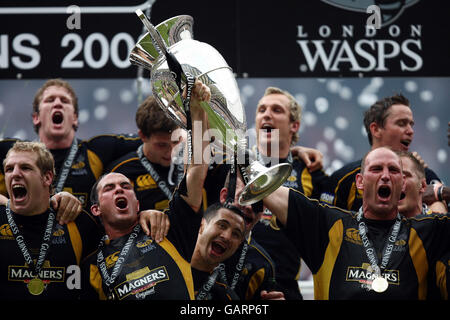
[330,160,361,179]
[84,134,140,147]
[107,151,140,172]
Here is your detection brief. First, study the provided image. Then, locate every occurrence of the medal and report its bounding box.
[371,276,389,293]
[5,202,56,296]
[28,278,45,295]
[357,208,402,294]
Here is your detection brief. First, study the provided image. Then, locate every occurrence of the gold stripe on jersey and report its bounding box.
[202,188,208,211]
[347,182,356,211]
[408,228,428,300]
[110,157,139,173]
[435,260,448,300]
[314,219,343,300]
[333,167,360,207]
[246,268,265,300]
[300,167,313,197]
[0,173,6,196]
[158,238,195,299]
[67,222,83,265]
[90,264,108,300]
[87,149,103,180]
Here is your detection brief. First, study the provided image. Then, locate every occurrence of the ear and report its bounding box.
[355,173,364,191]
[32,112,41,128]
[73,112,79,129]
[419,179,427,194]
[138,130,147,142]
[198,219,206,235]
[219,187,228,204]
[42,170,54,189]
[91,203,100,217]
[369,122,382,140]
[290,120,300,134]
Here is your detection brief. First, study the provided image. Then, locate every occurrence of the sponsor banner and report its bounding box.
[1,0,449,78]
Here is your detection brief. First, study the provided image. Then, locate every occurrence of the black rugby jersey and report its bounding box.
[106,150,184,212]
[192,268,239,301]
[82,191,202,300]
[251,155,328,300]
[224,233,276,300]
[0,135,142,210]
[431,251,449,300]
[204,153,328,299]
[283,189,450,300]
[320,159,442,211]
[0,206,101,300]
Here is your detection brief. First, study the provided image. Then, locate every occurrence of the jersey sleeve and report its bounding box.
[166,189,203,261]
[73,210,102,260]
[283,189,347,273]
[85,134,142,170]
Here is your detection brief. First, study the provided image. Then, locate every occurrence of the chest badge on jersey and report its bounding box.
[136,174,157,191]
[113,266,169,300]
[70,154,88,176]
[8,260,65,292]
[0,223,14,240]
[346,263,400,291]
[136,236,157,254]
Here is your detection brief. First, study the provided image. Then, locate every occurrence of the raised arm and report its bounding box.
[181,79,211,212]
[262,186,290,226]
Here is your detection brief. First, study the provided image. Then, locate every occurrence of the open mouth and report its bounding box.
[12,184,27,200]
[52,111,64,124]
[400,140,411,149]
[115,197,128,210]
[211,241,226,256]
[377,185,391,199]
[261,123,274,133]
[399,192,405,200]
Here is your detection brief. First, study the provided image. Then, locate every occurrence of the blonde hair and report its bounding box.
[262,87,302,145]
[4,141,55,192]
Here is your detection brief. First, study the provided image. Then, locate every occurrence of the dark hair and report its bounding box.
[135,95,179,138]
[32,78,79,134]
[363,94,410,145]
[203,202,244,223]
[90,173,109,206]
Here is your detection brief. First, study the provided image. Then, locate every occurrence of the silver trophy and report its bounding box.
[129,10,291,205]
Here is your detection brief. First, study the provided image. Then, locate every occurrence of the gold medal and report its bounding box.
[27,278,45,296]
[371,276,388,293]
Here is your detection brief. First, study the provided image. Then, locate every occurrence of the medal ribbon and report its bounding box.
[96,224,141,290]
[196,263,228,300]
[6,201,56,280]
[356,207,402,279]
[54,138,79,193]
[137,145,181,200]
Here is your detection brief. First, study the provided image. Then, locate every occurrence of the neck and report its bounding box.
[403,203,422,218]
[191,248,215,273]
[9,198,50,217]
[362,204,398,221]
[39,132,75,149]
[104,221,138,241]
[257,141,290,159]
